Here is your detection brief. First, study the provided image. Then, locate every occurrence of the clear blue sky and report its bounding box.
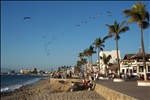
[1,1,150,72]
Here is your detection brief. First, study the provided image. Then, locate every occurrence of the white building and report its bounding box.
[120,50,150,76]
[99,50,121,74]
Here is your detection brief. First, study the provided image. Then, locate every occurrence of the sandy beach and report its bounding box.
[1,78,106,100]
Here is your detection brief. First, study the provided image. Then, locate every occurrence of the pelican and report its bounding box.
[23,17,31,20]
[107,11,111,13]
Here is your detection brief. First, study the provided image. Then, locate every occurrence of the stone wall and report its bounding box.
[94,84,138,100]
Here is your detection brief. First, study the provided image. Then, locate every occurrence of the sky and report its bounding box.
[1,1,150,72]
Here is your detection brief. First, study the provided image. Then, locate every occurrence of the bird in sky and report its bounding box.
[107,11,111,13]
[108,14,112,17]
[75,24,80,27]
[82,21,87,23]
[23,17,31,20]
[43,36,46,38]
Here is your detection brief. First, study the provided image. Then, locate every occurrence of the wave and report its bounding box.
[1,77,42,93]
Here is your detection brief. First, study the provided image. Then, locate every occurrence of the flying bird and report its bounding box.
[108,14,113,17]
[107,11,111,13]
[75,24,80,27]
[23,17,31,20]
[43,36,46,38]
[82,21,87,23]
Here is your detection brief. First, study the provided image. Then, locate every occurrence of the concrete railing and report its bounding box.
[94,84,138,100]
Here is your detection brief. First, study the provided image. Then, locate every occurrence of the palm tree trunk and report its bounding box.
[140,27,147,81]
[116,39,120,76]
[91,55,93,72]
[98,48,100,72]
[88,56,90,72]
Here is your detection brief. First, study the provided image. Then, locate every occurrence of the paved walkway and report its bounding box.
[96,79,150,100]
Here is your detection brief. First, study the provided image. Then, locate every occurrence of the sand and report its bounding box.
[1,78,106,100]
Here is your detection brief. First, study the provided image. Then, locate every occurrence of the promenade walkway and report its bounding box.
[96,79,150,100]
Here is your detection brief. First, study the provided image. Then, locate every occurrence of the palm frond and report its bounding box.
[100,47,103,51]
[119,26,129,33]
[146,11,149,21]
[101,44,105,47]
[119,21,126,29]
[115,35,120,40]
[142,21,149,29]
[123,10,134,17]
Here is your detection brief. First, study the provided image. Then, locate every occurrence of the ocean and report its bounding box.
[1,74,49,93]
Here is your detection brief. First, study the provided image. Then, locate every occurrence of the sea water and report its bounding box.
[1,74,49,92]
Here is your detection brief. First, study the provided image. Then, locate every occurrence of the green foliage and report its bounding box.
[100,53,112,65]
[123,2,149,28]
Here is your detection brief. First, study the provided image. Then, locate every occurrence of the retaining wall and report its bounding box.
[94,83,138,100]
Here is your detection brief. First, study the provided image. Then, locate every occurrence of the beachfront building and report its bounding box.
[120,49,150,76]
[99,50,121,74]
[92,63,99,72]
[8,70,15,74]
[84,62,93,73]
[20,68,37,74]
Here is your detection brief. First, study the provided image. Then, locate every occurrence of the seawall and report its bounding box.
[94,83,138,100]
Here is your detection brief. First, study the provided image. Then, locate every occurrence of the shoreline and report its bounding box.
[1,74,50,93]
[1,78,106,100]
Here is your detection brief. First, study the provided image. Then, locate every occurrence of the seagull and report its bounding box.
[23,17,31,20]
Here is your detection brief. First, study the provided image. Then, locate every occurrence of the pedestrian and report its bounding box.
[96,73,99,82]
[71,81,75,92]
[111,73,114,80]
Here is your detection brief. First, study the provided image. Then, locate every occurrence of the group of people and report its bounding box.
[82,78,92,91]
[70,79,93,92]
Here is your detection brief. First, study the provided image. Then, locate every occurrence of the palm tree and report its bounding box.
[88,45,96,63]
[76,60,83,73]
[78,52,84,59]
[93,36,111,72]
[74,66,80,73]
[78,51,88,74]
[80,58,87,75]
[123,2,149,81]
[58,67,61,72]
[106,21,129,76]
[100,53,112,75]
[83,49,90,63]
[88,45,96,72]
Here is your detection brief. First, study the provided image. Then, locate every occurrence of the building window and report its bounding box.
[148,66,150,72]
[139,66,143,72]
[130,69,132,74]
[122,69,124,74]
[133,66,137,73]
[126,69,128,73]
